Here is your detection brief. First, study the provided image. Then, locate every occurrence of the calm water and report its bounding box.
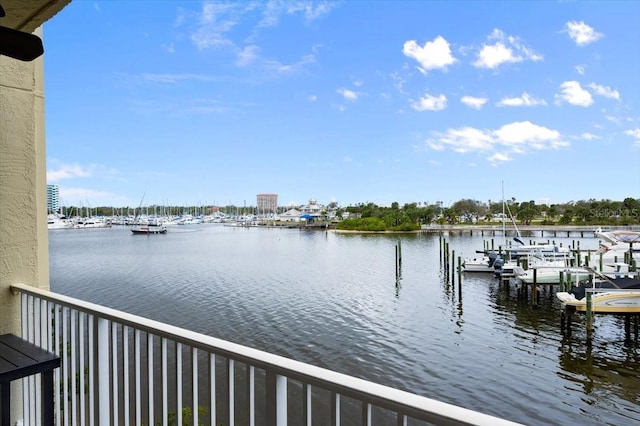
[49,225,640,425]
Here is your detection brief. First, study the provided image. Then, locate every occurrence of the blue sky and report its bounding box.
[44,1,640,209]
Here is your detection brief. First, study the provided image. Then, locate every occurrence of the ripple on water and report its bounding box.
[48,227,640,425]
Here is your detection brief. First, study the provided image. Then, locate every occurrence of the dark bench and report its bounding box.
[0,334,60,426]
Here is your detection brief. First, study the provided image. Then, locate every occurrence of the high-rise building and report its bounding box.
[47,184,59,213]
[256,193,278,214]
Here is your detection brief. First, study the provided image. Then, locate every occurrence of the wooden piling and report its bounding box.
[599,252,603,273]
[457,256,462,299]
[451,249,456,286]
[586,291,593,345]
[395,245,399,281]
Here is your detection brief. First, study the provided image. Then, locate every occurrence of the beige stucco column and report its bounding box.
[0,26,50,335]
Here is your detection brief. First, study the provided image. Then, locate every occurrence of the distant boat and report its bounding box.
[47,214,73,230]
[131,218,167,234]
[462,251,501,272]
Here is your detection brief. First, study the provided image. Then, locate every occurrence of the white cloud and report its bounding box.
[263,53,316,73]
[487,152,512,166]
[588,83,620,100]
[426,140,445,151]
[580,132,600,140]
[425,121,568,163]
[460,96,488,109]
[429,127,493,153]
[575,65,586,75]
[47,164,92,182]
[258,0,336,27]
[555,81,593,107]
[190,2,240,50]
[60,188,115,206]
[496,92,547,107]
[390,72,408,95]
[402,36,457,73]
[565,21,603,46]
[308,95,317,102]
[473,29,542,69]
[625,129,640,147]
[236,45,260,66]
[337,88,358,102]
[493,121,566,150]
[411,93,447,111]
[190,2,335,52]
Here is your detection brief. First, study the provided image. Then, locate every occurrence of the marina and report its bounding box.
[48,224,640,425]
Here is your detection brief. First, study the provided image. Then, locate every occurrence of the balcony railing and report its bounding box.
[11,283,520,426]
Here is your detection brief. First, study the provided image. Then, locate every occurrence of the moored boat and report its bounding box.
[131,218,167,234]
[462,251,501,272]
[556,277,640,313]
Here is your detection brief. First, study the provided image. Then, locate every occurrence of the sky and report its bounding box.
[43,0,640,209]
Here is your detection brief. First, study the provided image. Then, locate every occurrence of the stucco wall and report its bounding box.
[0,26,49,335]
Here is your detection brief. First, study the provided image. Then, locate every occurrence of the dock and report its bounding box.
[420,224,640,238]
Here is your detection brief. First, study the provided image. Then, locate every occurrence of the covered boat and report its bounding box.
[556,277,640,313]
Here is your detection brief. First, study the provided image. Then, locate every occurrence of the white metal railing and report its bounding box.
[11,283,521,426]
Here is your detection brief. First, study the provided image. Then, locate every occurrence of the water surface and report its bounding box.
[49,225,640,425]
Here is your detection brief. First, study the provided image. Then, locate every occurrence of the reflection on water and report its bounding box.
[48,226,639,425]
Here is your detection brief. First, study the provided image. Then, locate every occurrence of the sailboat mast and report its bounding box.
[502,181,505,243]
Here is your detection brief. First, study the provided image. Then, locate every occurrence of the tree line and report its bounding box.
[56,197,640,229]
[337,197,640,230]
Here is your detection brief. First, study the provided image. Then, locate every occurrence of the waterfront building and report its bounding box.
[47,184,59,213]
[300,197,324,215]
[256,193,278,215]
[279,208,301,221]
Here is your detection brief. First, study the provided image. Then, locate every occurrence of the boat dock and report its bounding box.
[438,231,640,346]
[420,224,638,238]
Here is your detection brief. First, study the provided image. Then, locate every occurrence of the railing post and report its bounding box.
[228,359,235,425]
[176,342,182,426]
[192,347,199,426]
[148,333,154,426]
[162,338,168,426]
[249,365,255,426]
[277,375,287,426]
[98,317,111,426]
[266,372,287,426]
[209,353,216,426]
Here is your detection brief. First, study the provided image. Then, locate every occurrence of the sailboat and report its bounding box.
[463,183,511,273]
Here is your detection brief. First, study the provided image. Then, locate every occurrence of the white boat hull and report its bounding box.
[519,268,591,284]
[556,291,640,313]
[131,224,167,234]
[462,258,495,272]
